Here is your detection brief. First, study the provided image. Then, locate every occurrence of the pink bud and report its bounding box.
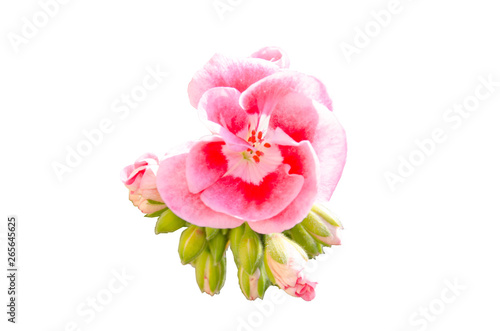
[121,153,165,213]
[264,234,317,301]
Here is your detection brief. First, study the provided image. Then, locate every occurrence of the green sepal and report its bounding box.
[205,227,219,240]
[229,224,245,265]
[195,250,209,292]
[155,209,186,234]
[263,252,276,285]
[144,207,169,218]
[238,267,251,298]
[147,199,165,205]
[208,231,229,263]
[264,234,287,264]
[312,204,342,227]
[257,266,270,298]
[302,211,331,237]
[289,224,322,257]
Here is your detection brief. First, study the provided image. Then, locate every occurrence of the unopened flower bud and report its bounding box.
[208,231,229,263]
[238,223,263,274]
[229,225,245,265]
[155,209,186,234]
[289,224,323,257]
[264,233,317,301]
[238,264,269,300]
[195,249,226,296]
[303,204,343,246]
[178,225,207,265]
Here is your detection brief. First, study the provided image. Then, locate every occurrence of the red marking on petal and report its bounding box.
[252,155,260,163]
[251,130,256,136]
[264,143,271,148]
[256,151,264,157]
[258,131,263,139]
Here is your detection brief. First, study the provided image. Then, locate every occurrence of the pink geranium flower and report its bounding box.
[121,153,165,214]
[156,47,347,234]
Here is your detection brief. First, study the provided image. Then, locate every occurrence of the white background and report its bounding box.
[1,0,499,330]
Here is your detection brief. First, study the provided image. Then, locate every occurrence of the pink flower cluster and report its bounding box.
[120,47,346,301]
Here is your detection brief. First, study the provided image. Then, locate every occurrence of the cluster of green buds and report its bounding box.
[154,209,228,295]
[151,203,342,300]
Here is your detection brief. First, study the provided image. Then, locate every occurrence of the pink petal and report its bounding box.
[250,47,290,68]
[198,87,250,136]
[134,153,159,167]
[200,164,304,221]
[120,164,142,187]
[267,93,346,200]
[240,71,333,116]
[296,282,316,301]
[121,153,159,186]
[188,53,279,108]
[156,153,245,229]
[185,137,227,194]
[248,142,319,234]
[301,101,346,201]
[139,188,163,202]
[139,167,159,190]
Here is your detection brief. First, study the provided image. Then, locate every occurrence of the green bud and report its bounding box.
[205,227,220,240]
[178,225,207,265]
[312,204,342,228]
[155,209,186,234]
[238,264,269,300]
[238,224,263,274]
[304,204,343,246]
[229,224,245,265]
[289,224,322,258]
[195,250,226,296]
[208,231,229,263]
[301,211,331,237]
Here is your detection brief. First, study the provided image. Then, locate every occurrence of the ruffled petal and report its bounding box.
[302,101,346,200]
[267,94,346,200]
[188,53,279,108]
[157,153,245,229]
[250,47,290,68]
[240,71,333,116]
[197,87,254,152]
[200,164,304,221]
[248,141,319,233]
[185,136,227,194]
